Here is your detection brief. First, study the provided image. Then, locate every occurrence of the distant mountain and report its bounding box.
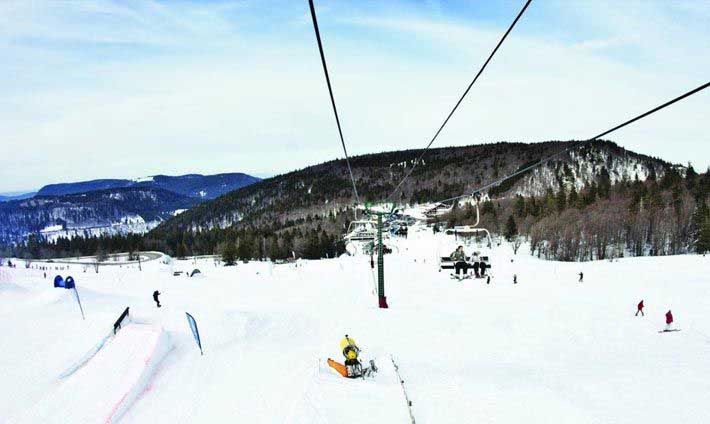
[0,192,36,202]
[0,173,260,243]
[0,187,199,244]
[37,173,261,199]
[152,140,678,236]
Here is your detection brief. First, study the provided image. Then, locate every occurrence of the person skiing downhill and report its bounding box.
[579,272,584,283]
[636,300,644,316]
[450,246,469,278]
[153,290,161,308]
[665,310,673,331]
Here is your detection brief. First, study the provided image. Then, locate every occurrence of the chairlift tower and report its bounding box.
[375,212,388,308]
[363,203,393,309]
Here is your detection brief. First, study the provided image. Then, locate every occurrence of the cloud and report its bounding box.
[0,0,708,191]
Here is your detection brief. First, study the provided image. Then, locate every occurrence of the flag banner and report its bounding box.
[64,276,75,289]
[185,312,203,355]
[54,275,64,288]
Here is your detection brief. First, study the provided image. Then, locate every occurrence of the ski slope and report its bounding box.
[1,228,709,423]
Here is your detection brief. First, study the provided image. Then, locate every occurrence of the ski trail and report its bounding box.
[286,355,411,423]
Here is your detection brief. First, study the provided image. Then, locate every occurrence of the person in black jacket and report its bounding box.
[153,290,161,308]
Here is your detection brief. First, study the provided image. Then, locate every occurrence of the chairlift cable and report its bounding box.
[434,80,710,206]
[308,0,361,205]
[385,0,533,203]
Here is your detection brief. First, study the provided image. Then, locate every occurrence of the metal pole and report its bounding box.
[377,213,388,308]
[73,287,86,320]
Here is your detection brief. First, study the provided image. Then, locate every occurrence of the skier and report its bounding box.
[665,310,673,331]
[513,274,517,284]
[450,246,469,278]
[472,251,480,276]
[579,272,583,282]
[636,300,644,316]
[327,335,377,378]
[153,290,161,308]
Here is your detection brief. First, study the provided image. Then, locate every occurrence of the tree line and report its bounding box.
[445,165,710,261]
[1,217,347,263]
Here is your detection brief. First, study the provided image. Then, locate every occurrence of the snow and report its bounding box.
[1,229,709,423]
[13,325,172,424]
[40,216,158,243]
[133,176,155,183]
[39,224,64,233]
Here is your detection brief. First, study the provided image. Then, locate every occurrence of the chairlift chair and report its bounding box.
[343,220,378,242]
[439,198,494,276]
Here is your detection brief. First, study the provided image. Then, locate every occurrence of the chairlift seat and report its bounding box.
[438,256,493,272]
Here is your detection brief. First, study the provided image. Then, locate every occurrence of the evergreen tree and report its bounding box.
[568,186,579,208]
[543,189,556,215]
[598,167,612,199]
[647,182,664,211]
[481,200,496,217]
[267,236,279,260]
[504,215,518,241]
[221,241,237,265]
[685,163,697,192]
[697,214,710,254]
[176,241,188,259]
[95,244,108,262]
[691,200,710,253]
[556,189,567,213]
[514,195,525,217]
[237,236,253,260]
[583,183,597,206]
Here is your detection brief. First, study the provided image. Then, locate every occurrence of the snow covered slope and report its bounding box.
[12,324,172,424]
[1,229,709,423]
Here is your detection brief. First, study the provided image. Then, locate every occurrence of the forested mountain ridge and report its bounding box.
[37,173,261,199]
[0,187,199,244]
[154,140,677,235]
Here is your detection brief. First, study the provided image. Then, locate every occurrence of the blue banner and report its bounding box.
[64,276,75,289]
[54,275,64,288]
[185,312,203,355]
[55,275,84,319]
[54,275,75,289]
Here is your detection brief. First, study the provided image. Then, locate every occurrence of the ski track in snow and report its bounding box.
[1,228,710,423]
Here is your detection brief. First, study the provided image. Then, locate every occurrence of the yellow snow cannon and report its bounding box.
[327,334,378,379]
[340,335,360,361]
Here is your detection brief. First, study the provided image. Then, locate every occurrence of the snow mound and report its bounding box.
[11,324,172,424]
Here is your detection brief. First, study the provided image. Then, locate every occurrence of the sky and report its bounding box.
[1,0,708,193]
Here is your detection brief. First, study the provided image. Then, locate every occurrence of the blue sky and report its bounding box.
[1,0,708,192]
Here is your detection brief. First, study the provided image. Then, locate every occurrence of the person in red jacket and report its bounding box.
[636,300,644,317]
[665,310,673,330]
